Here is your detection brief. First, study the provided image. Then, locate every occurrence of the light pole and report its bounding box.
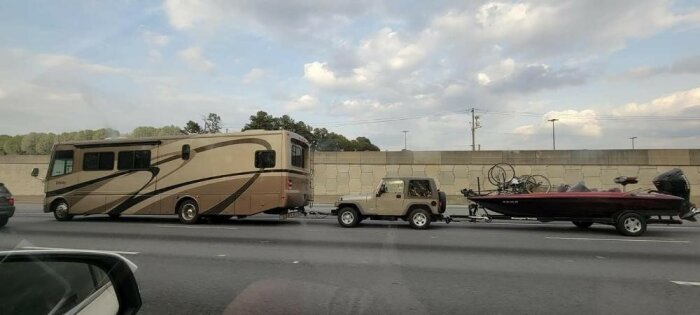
[548,118,558,150]
[629,136,637,149]
[402,130,408,150]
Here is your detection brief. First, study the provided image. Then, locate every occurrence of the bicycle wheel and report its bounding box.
[523,174,551,193]
[488,163,515,187]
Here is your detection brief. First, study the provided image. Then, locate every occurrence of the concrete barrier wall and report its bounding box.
[1,150,699,204]
[0,155,49,197]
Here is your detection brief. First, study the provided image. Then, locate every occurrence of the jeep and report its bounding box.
[333,177,447,229]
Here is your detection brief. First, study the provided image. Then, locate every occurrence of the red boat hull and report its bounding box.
[468,192,685,218]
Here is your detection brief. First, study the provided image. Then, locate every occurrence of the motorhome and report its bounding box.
[32,130,312,224]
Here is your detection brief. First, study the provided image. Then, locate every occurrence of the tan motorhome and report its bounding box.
[32,130,312,224]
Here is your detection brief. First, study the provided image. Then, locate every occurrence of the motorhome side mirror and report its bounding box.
[30,168,39,177]
[0,250,142,315]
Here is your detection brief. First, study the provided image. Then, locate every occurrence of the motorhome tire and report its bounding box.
[53,200,73,221]
[178,199,201,224]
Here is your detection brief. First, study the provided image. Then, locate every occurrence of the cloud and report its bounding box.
[163,0,375,38]
[429,0,694,58]
[480,60,588,93]
[512,87,700,145]
[612,87,700,116]
[35,53,127,75]
[617,54,700,79]
[514,109,602,137]
[285,94,318,111]
[303,61,368,90]
[243,68,266,83]
[178,46,215,73]
[142,30,170,47]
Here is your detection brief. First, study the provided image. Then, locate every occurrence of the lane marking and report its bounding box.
[21,246,139,255]
[545,236,690,243]
[156,225,240,230]
[671,281,700,287]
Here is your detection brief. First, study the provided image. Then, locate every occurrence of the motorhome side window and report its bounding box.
[50,150,74,177]
[181,145,190,160]
[83,152,114,171]
[255,150,275,168]
[291,144,304,168]
[118,150,151,170]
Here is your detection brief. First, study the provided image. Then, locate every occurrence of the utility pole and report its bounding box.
[548,118,558,150]
[402,130,408,150]
[629,136,637,149]
[470,108,481,151]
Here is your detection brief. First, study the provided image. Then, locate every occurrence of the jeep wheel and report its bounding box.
[337,207,360,228]
[408,208,431,230]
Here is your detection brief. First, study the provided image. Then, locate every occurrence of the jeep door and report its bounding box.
[375,179,405,215]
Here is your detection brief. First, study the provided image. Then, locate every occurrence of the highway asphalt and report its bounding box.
[2,203,700,314]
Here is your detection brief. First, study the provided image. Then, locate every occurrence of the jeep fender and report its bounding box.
[402,202,436,216]
[336,202,365,214]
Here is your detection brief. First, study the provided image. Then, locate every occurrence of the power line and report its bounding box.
[475,108,700,121]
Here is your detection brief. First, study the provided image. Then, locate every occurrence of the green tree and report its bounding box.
[243,111,276,130]
[0,135,10,155]
[157,125,184,136]
[241,111,379,151]
[183,120,203,134]
[35,133,56,154]
[203,113,222,133]
[130,127,157,138]
[3,136,22,154]
[21,133,39,154]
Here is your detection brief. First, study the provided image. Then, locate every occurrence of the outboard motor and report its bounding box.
[652,168,696,221]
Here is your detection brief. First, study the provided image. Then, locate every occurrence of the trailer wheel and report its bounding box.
[616,212,646,236]
[572,221,593,228]
[337,207,360,227]
[408,208,431,230]
[53,200,73,221]
[178,199,201,224]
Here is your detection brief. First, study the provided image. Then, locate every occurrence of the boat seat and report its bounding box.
[568,182,591,192]
[614,176,638,185]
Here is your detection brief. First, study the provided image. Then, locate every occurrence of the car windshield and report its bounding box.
[1,1,699,314]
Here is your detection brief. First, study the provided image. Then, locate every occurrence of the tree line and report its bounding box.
[242,111,379,151]
[0,111,379,155]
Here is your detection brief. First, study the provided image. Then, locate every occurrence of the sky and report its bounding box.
[0,0,699,151]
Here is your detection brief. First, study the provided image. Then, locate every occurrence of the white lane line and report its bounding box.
[21,246,139,255]
[545,236,690,243]
[156,225,240,230]
[671,281,700,287]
